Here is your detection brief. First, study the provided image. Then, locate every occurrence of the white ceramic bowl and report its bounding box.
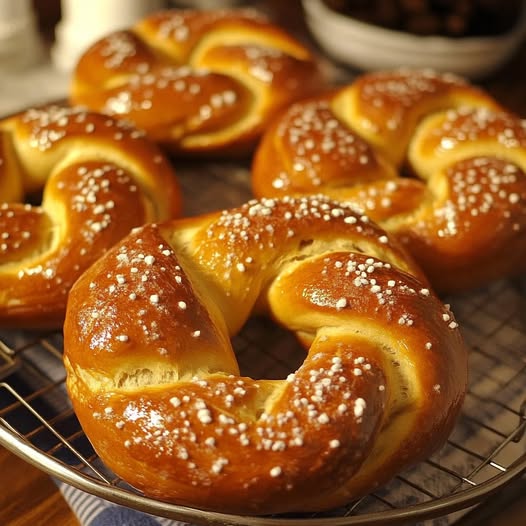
[302,0,526,79]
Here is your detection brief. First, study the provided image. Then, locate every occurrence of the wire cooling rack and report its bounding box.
[0,165,525,526]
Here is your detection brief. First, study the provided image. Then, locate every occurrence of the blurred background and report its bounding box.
[1,0,525,116]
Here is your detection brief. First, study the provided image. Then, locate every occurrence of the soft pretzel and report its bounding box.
[0,105,181,328]
[69,9,325,156]
[63,195,467,515]
[252,69,526,293]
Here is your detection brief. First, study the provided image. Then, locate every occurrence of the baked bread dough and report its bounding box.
[0,105,181,327]
[64,195,467,514]
[252,69,526,292]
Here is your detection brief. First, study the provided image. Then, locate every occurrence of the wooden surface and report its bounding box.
[0,2,525,526]
[0,446,78,526]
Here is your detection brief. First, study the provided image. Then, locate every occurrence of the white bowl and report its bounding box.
[302,0,526,79]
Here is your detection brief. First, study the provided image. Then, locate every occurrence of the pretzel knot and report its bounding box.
[70,9,325,156]
[0,105,181,327]
[252,69,526,292]
[63,195,467,515]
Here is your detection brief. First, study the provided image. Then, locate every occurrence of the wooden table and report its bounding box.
[0,446,78,526]
[1,2,525,525]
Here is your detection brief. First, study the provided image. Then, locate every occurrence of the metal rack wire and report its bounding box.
[0,166,525,525]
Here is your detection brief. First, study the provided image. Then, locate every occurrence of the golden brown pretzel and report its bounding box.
[70,9,325,156]
[0,105,181,328]
[252,69,526,293]
[63,195,467,515]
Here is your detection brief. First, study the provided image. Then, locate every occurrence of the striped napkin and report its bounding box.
[57,482,191,526]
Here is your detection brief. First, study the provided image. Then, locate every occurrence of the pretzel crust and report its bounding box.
[0,105,181,327]
[252,69,526,292]
[70,9,325,156]
[64,195,467,514]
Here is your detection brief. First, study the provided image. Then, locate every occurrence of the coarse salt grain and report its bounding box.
[269,466,282,477]
[335,298,347,310]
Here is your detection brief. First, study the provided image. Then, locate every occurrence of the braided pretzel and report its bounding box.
[0,105,181,328]
[252,69,526,293]
[63,195,467,515]
[69,9,325,156]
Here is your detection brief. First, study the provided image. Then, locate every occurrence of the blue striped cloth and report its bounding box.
[57,482,194,526]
